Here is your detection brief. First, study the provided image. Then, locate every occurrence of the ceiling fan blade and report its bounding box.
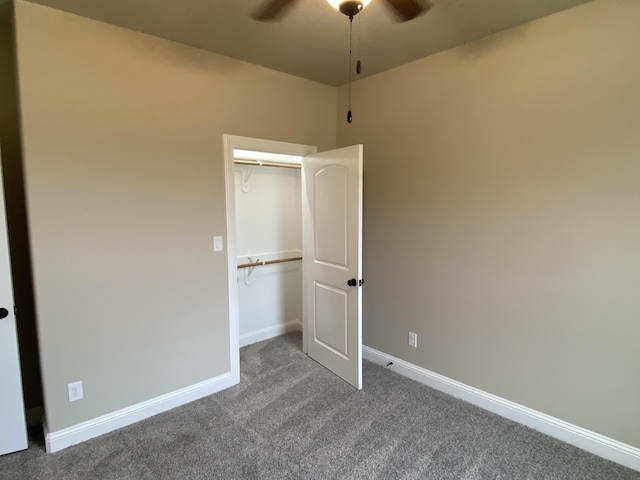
[382,0,433,22]
[252,0,300,21]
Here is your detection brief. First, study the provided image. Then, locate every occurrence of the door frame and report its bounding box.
[223,134,317,380]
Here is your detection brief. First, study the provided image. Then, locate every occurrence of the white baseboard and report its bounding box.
[239,320,302,348]
[363,346,640,472]
[44,371,237,453]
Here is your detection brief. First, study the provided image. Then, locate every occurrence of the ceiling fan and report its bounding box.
[253,0,433,124]
[253,0,432,23]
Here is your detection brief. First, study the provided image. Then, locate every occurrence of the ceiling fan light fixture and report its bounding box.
[327,0,371,18]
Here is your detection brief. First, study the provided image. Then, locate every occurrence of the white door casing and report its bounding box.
[302,145,363,389]
[0,148,29,455]
[223,135,317,381]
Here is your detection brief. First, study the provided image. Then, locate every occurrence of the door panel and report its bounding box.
[0,148,28,455]
[314,282,348,357]
[303,145,363,389]
[314,165,348,267]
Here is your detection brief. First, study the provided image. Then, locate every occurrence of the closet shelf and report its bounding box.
[237,256,302,269]
[234,159,301,170]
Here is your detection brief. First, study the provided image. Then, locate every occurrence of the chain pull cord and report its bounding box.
[356,11,362,75]
[347,16,353,124]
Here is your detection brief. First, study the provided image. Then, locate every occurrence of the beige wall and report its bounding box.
[11,0,640,450]
[0,5,41,411]
[14,1,335,432]
[338,0,640,448]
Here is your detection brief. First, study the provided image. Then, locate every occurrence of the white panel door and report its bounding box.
[302,145,363,389]
[0,148,28,455]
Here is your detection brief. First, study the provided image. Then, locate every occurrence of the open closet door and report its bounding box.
[0,149,28,455]
[302,145,363,390]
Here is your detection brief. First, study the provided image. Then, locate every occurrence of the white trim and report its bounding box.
[44,372,235,453]
[240,320,302,348]
[223,135,241,388]
[362,346,640,472]
[222,135,317,361]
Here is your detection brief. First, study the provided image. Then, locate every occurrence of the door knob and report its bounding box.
[347,278,357,287]
[0,308,8,319]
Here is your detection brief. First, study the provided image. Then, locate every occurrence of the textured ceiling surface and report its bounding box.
[26,0,594,85]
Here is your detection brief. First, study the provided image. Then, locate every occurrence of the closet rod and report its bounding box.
[237,256,303,269]
[234,159,301,170]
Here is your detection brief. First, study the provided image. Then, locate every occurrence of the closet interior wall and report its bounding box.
[234,161,302,346]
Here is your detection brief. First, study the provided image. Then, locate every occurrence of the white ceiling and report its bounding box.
[25,0,594,86]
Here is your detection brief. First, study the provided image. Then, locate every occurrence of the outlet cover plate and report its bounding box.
[68,381,83,402]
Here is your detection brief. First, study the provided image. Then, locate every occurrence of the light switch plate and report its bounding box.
[213,236,223,252]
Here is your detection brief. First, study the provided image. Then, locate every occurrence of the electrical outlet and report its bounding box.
[408,332,418,348]
[68,381,83,402]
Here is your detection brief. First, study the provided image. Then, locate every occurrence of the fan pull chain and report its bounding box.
[356,11,362,75]
[347,16,353,124]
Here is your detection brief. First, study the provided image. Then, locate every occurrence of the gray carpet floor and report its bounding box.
[1,332,638,479]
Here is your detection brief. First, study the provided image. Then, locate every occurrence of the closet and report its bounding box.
[224,135,364,389]
[234,151,303,347]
